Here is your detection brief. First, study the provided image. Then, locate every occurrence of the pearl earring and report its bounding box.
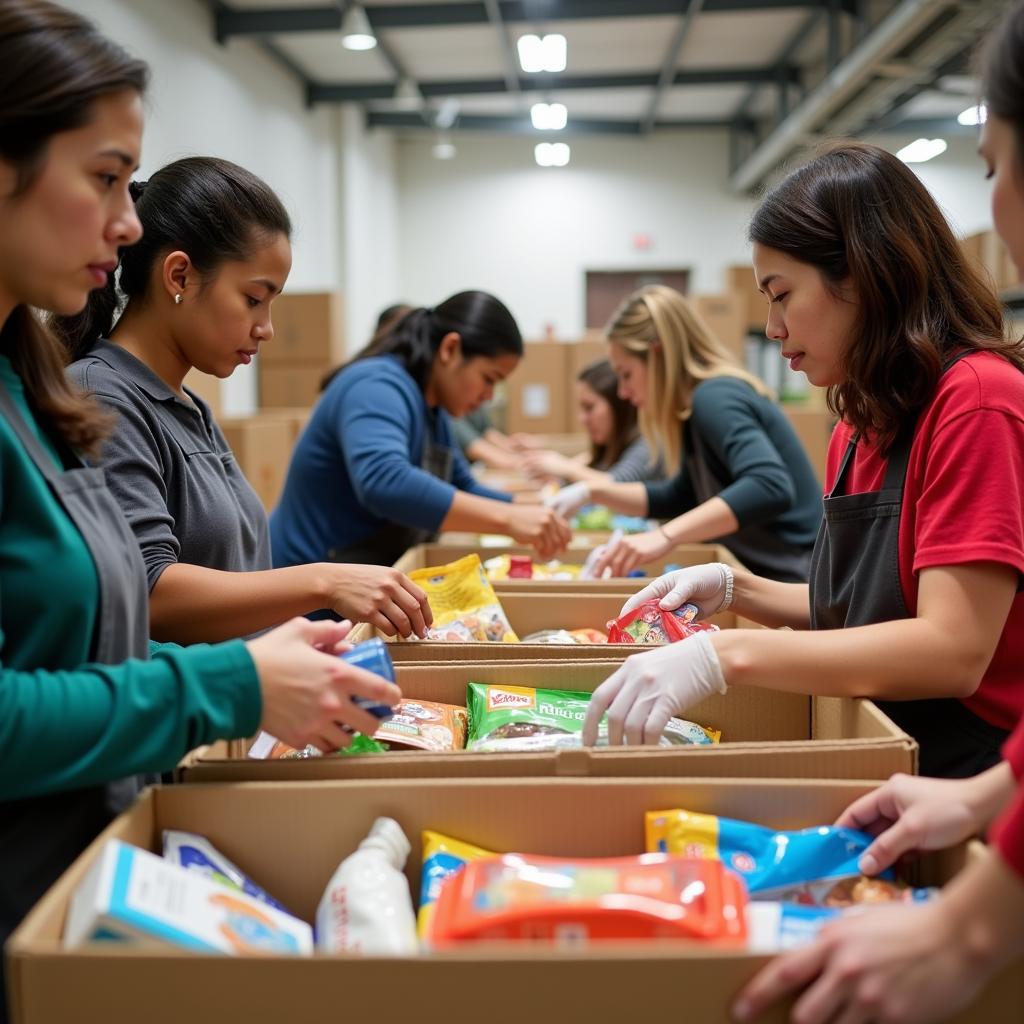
[174,294,183,305]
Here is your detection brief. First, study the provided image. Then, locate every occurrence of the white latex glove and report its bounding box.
[581,631,727,746]
[620,562,734,618]
[544,481,590,519]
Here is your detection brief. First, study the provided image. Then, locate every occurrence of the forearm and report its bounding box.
[466,438,521,471]
[441,490,514,534]
[561,462,611,486]
[150,562,328,644]
[967,760,1018,829]
[660,496,739,546]
[588,479,650,516]
[713,616,991,700]
[730,571,812,629]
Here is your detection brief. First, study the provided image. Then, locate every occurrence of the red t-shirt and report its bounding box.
[824,351,1024,730]
[990,723,1024,880]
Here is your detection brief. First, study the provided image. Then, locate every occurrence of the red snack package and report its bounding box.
[606,600,719,645]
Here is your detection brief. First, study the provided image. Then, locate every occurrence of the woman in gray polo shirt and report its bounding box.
[56,156,430,643]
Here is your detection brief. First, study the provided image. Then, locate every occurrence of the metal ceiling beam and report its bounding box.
[309,66,800,103]
[366,110,738,133]
[215,1,858,39]
[642,0,706,133]
[482,0,523,101]
[868,115,979,136]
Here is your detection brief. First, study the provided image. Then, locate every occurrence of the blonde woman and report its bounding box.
[549,285,820,581]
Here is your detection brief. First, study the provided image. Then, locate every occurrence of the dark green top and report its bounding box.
[0,355,261,802]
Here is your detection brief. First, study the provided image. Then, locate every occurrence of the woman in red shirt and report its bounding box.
[734,4,1024,1021]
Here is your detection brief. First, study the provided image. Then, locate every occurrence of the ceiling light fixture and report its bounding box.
[432,135,456,160]
[517,33,567,73]
[341,3,376,51]
[393,76,421,109]
[531,102,567,130]
[957,104,987,126]
[535,142,570,167]
[896,137,948,164]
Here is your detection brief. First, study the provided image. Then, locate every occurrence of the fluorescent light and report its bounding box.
[432,136,456,160]
[517,33,567,73]
[896,137,947,164]
[957,104,987,126]
[530,102,568,130]
[341,4,376,50]
[535,142,570,167]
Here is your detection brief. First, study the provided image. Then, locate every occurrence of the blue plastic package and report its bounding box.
[340,638,397,720]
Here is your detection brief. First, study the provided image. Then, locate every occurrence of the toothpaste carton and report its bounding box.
[64,839,312,955]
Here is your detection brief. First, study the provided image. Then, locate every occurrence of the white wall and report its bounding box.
[396,131,758,339]
[77,0,343,414]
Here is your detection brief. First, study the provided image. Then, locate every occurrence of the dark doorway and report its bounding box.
[585,269,690,330]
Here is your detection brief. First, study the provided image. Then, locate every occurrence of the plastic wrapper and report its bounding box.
[418,831,495,940]
[519,628,609,645]
[374,699,467,752]
[645,809,936,907]
[606,600,720,645]
[466,682,720,752]
[572,507,656,534]
[429,852,748,946]
[411,554,519,642]
[484,554,582,582]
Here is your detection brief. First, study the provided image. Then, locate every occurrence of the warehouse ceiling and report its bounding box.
[210,0,1013,189]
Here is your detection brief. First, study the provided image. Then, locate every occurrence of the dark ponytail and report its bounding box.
[53,156,292,361]
[347,290,523,390]
[0,0,147,454]
[981,1,1024,159]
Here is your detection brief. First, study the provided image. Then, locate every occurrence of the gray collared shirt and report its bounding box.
[68,340,271,592]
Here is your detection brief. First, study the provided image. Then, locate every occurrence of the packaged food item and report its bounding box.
[374,699,467,752]
[645,809,935,906]
[429,852,748,946]
[163,831,291,914]
[248,731,388,759]
[411,554,519,642]
[507,555,533,578]
[519,629,581,644]
[316,817,418,955]
[484,554,581,581]
[746,901,842,952]
[606,600,720,645]
[466,682,719,752]
[569,627,608,644]
[418,830,496,939]
[65,839,312,955]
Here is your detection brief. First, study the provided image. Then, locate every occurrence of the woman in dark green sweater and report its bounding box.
[548,284,821,581]
[0,4,398,1009]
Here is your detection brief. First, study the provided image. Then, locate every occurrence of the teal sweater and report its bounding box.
[0,356,261,801]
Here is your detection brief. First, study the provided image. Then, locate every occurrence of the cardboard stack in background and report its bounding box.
[218,409,310,511]
[692,293,747,364]
[961,229,1020,293]
[258,291,344,409]
[11,779,1019,1024]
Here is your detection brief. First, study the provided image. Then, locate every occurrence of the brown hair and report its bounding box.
[576,358,639,470]
[749,141,1022,452]
[981,1,1024,160]
[0,0,148,454]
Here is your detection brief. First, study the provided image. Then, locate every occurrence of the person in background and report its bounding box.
[522,358,663,486]
[270,290,571,571]
[0,4,399,1018]
[583,142,1024,782]
[450,400,524,471]
[55,158,431,643]
[548,286,820,581]
[734,6,1024,1020]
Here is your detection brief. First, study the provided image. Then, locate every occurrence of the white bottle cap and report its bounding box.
[360,816,411,869]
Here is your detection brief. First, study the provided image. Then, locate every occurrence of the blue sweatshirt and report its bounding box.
[270,355,510,567]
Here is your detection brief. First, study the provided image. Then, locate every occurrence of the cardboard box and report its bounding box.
[259,363,328,409]
[693,293,747,364]
[182,368,223,419]
[727,264,767,330]
[11,779,1017,1023]
[781,406,835,486]
[259,291,344,365]
[180,657,916,783]
[961,230,1020,293]
[219,415,294,511]
[504,341,570,434]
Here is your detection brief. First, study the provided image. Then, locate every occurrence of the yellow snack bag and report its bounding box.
[411,554,519,642]
[418,830,495,939]
[645,809,722,860]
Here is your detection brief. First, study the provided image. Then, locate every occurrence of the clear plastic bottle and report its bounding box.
[315,817,418,955]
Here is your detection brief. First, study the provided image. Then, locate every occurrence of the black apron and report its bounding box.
[0,380,150,1017]
[327,430,455,568]
[809,352,1010,778]
[688,426,813,583]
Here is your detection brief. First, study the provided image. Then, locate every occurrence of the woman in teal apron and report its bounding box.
[0,7,399,1017]
[583,142,1024,781]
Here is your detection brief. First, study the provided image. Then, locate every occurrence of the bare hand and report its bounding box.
[523,449,572,481]
[507,504,572,559]
[323,563,432,639]
[592,529,669,577]
[247,617,402,753]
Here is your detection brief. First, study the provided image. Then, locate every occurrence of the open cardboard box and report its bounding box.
[178,660,916,784]
[8,778,1020,1024]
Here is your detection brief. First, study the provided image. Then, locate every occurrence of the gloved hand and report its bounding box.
[581,631,727,746]
[544,481,590,519]
[620,562,734,618]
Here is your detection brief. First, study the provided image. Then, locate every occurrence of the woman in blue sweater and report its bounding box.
[549,285,820,581]
[271,292,571,569]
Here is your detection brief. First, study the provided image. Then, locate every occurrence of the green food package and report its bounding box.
[466,682,720,752]
[338,733,389,756]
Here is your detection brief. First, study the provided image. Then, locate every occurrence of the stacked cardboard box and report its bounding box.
[692,293,747,364]
[961,230,1020,293]
[219,410,308,511]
